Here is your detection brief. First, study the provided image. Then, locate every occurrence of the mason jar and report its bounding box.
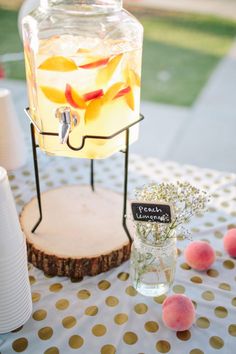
[22,0,143,159]
[130,232,177,296]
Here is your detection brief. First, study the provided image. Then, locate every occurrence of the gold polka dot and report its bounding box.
[202,290,215,301]
[217,216,227,222]
[180,263,191,270]
[62,316,77,328]
[44,347,59,354]
[12,338,28,352]
[228,324,236,336]
[145,321,159,333]
[29,276,36,285]
[192,300,197,309]
[232,297,236,306]
[223,260,235,269]
[206,269,219,277]
[216,251,222,257]
[42,173,50,180]
[125,286,137,296]
[134,303,148,314]
[98,280,111,290]
[191,228,200,233]
[68,335,84,349]
[176,330,191,341]
[204,222,214,227]
[55,299,69,310]
[9,174,15,181]
[38,327,53,340]
[33,309,47,321]
[214,306,228,318]
[32,292,41,302]
[45,274,53,279]
[114,313,128,325]
[173,285,185,293]
[156,340,171,353]
[77,289,91,299]
[85,306,98,316]
[123,332,138,345]
[196,317,210,329]
[117,272,129,281]
[177,248,182,256]
[11,184,19,190]
[190,276,202,284]
[201,238,209,243]
[189,349,204,354]
[219,283,231,291]
[214,230,223,239]
[105,296,119,307]
[209,336,224,349]
[101,344,116,354]
[92,324,107,337]
[154,295,167,304]
[209,206,216,212]
[22,170,30,176]
[49,283,63,292]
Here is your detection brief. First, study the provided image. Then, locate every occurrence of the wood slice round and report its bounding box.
[20,186,132,281]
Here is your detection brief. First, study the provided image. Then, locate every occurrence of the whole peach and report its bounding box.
[224,228,236,257]
[184,241,215,271]
[162,294,195,331]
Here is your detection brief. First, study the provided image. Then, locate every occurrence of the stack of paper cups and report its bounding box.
[0,167,32,334]
[0,89,27,171]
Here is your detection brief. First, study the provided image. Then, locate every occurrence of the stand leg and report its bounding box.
[90,159,95,192]
[123,129,132,243]
[30,123,43,233]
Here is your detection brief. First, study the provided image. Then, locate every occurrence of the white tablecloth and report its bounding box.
[0,151,236,354]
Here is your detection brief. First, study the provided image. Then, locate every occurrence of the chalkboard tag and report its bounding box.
[131,202,172,224]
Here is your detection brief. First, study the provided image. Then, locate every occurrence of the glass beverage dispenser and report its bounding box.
[22,0,143,159]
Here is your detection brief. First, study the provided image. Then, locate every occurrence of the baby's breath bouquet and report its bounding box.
[134,181,209,245]
[130,182,209,296]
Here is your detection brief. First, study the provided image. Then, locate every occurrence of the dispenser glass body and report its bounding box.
[22,0,143,158]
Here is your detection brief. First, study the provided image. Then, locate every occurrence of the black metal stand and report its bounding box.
[25,108,144,243]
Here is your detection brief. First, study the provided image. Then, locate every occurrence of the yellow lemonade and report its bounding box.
[24,35,142,159]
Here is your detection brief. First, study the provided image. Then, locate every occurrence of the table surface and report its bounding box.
[0,151,236,354]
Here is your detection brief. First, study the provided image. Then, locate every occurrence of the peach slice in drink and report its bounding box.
[125,88,135,111]
[96,54,123,86]
[114,86,131,99]
[103,82,125,103]
[123,65,141,87]
[83,89,104,102]
[79,57,110,69]
[112,85,135,110]
[40,86,67,104]
[38,56,77,71]
[65,84,87,109]
[85,97,103,124]
[129,69,141,87]
[76,48,91,54]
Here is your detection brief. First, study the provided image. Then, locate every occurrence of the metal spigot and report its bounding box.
[55,107,79,144]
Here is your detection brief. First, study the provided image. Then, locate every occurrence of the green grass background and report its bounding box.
[1,8,236,106]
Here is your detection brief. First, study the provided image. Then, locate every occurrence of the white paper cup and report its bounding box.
[0,238,26,265]
[0,284,31,309]
[0,167,25,254]
[0,246,29,291]
[0,237,26,264]
[0,298,32,334]
[0,89,27,171]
